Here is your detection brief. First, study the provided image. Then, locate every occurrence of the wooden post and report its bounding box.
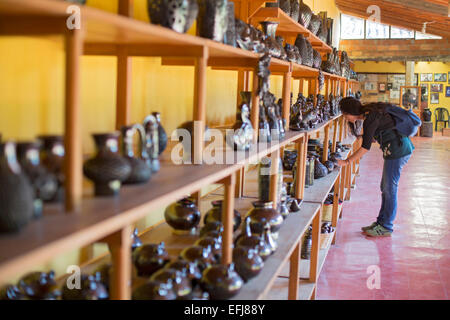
[64,28,83,212]
[331,119,338,152]
[322,124,330,162]
[288,242,300,300]
[104,226,132,300]
[118,0,134,16]
[193,46,208,164]
[345,162,351,201]
[339,166,345,219]
[309,207,321,281]
[116,46,132,129]
[251,70,260,143]
[282,70,292,130]
[338,116,345,142]
[295,135,306,200]
[221,173,236,265]
[298,79,304,95]
[269,149,280,208]
[331,176,340,245]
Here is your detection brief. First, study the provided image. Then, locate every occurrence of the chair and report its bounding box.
[434,108,449,131]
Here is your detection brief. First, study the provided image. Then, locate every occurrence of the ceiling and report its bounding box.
[335,0,450,39]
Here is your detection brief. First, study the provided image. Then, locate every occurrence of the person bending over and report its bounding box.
[336,97,414,237]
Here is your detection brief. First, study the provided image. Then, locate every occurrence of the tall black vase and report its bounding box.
[0,142,34,233]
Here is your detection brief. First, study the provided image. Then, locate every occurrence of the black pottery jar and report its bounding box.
[132,280,177,300]
[150,268,192,299]
[200,263,243,300]
[234,217,265,254]
[0,142,34,233]
[422,108,432,122]
[165,197,201,234]
[197,0,228,43]
[301,225,313,259]
[179,245,215,272]
[245,201,283,239]
[227,102,253,151]
[92,263,112,292]
[132,242,170,277]
[18,271,61,300]
[232,246,264,282]
[61,273,109,300]
[121,124,152,184]
[147,0,199,33]
[203,200,241,232]
[143,114,160,173]
[164,258,203,287]
[152,112,168,155]
[0,284,25,300]
[83,132,131,196]
[16,142,58,209]
[38,135,65,202]
[199,221,223,238]
[194,236,222,263]
[260,21,283,59]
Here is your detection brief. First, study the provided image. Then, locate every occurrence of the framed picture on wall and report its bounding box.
[430,83,443,92]
[420,83,429,102]
[448,72,450,84]
[387,83,393,90]
[434,73,447,82]
[420,73,433,82]
[430,93,439,104]
[446,86,450,98]
[378,82,386,92]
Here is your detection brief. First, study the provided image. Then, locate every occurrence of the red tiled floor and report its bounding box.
[316,133,450,300]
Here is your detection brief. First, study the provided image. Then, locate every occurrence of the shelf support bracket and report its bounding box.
[221,173,236,265]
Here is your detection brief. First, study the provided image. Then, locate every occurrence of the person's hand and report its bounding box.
[336,159,349,167]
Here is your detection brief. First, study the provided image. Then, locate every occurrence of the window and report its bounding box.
[415,32,442,40]
[391,26,414,39]
[366,20,389,39]
[341,14,364,39]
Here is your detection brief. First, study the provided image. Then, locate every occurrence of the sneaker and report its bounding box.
[361,222,378,232]
[363,224,392,237]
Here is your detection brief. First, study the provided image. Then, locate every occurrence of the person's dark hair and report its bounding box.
[339,97,390,136]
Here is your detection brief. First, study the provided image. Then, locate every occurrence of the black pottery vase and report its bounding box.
[197,0,228,43]
[143,114,161,173]
[121,124,152,184]
[203,200,241,232]
[0,142,34,233]
[38,135,65,202]
[152,112,168,155]
[18,271,61,300]
[83,132,132,196]
[164,197,201,234]
[147,0,199,33]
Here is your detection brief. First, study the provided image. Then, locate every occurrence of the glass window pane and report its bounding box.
[341,14,365,39]
[391,26,414,39]
[415,32,442,40]
[366,20,389,39]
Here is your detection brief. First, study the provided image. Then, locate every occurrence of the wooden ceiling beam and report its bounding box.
[383,0,448,16]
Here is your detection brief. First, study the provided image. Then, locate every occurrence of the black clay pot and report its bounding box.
[147,0,199,33]
[245,201,283,238]
[61,273,109,300]
[197,0,228,43]
[199,221,223,238]
[179,245,215,272]
[17,141,58,211]
[165,258,203,287]
[38,135,65,202]
[0,284,25,300]
[195,236,222,263]
[18,271,61,300]
[227,103,253,151]
[0,142,34,233]
[150,268,192,299]
[83,133,131,196]
[152,112,168,155]
[282,149,297,170]
[301,225,313,259]
[203,200,241,232]
[232,246,264,282]
[200,263,243,300]
[234,217,265,256]
[143,114,160,173]
[132,242,170,277]
[121,124,151,184]
[323,160,335,173]
[223,1,236,47]
[132,280,177,300]
[164,198,201,234]
[423,108,432,122]
[314,158,328,179]
[92,263,112,292]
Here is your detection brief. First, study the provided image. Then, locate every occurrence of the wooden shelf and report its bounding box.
[249,7,332,53]
[292,63,319,78]
[231,203,320,300]
[0,130,307,283]
[303,170,340,204]
[265,278,315,300]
